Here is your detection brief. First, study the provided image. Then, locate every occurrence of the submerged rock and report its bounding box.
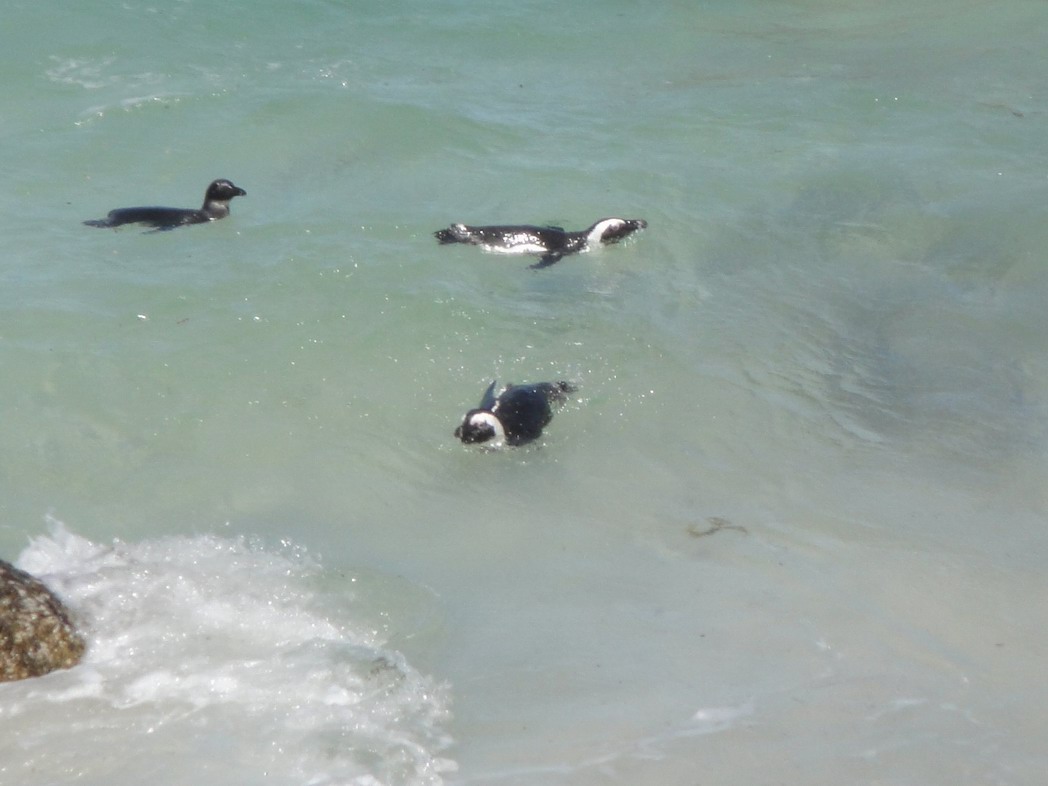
[0,559,84,682]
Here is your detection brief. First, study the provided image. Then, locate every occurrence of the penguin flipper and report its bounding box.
[479,380,500,410]
[529,252,563,270]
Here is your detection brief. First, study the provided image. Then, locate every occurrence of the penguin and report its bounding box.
[83,179,246,231]
[434,217,646,268]
[455,380,576,446]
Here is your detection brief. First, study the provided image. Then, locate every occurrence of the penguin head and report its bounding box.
[586,218,647,246]
[454,410,506,445]
[205,179,247,202]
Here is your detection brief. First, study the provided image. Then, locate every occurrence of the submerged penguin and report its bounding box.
[455,380,576,447]
[84,179,246,231]
[434,217,646,268]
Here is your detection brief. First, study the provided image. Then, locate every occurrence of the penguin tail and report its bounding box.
[434,223,471,244]
[550,381,576,401]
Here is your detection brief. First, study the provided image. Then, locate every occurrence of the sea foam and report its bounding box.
[3,520,454,786]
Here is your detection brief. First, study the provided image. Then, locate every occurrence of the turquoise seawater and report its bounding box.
[2,1,1048,784]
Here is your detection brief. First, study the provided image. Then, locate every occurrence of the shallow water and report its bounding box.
[2,1,1048,784]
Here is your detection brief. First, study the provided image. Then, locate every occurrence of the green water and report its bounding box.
[2,1,1048,784]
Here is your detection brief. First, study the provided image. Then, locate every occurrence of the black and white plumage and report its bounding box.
[434,217,647,268]
[84,179,247,231]
[455,380,576,447]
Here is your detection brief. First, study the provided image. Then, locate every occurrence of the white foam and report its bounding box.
[690,698,755,731]
[4,520,455,786]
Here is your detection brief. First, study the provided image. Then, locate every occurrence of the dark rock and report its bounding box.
[1,559,85,682]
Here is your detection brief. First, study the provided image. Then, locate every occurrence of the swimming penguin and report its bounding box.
[83,179,246,230]
[434,218,647,268]
[455,380,576,447]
